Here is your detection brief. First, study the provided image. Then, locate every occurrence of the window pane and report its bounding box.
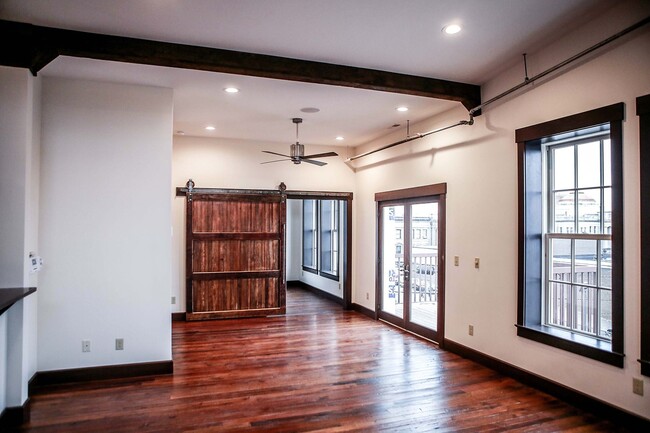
[600,240,612,288]
[578,189,601,234]
[603,187,612,234]
[574,286,598,335]
[553,192,575,232]
[574,239,597,284]
[603,139,611,187]
[382,205,404,319]
[547,281,571,328]
[552,145,574,190]
[578,141,601,188]
[302,200,317,269]
[550,238,571,280]
[599,289,612,340]
[320,200,333,274]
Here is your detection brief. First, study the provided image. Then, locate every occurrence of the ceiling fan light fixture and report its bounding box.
[261,118,338,166]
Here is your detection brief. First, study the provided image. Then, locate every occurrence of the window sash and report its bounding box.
[544,233,612,341]
[302,200,318,271]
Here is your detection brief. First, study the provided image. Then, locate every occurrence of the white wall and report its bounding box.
[0,67,29,287]
[38,78,173,370]
[0,66,40,412]
[286,199,303,281]
[352,1,650,419]
[172,135,355,311]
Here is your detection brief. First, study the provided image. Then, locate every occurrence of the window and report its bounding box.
[319,200,339,278]
[302,199,341,280]
[302,199,317,271]
[516,103,624,367]
[546,131,611,340]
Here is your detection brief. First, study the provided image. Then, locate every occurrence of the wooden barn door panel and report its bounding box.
[186,192,286,320]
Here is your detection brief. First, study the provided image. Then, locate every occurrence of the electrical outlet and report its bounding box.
[171,296,176,305]
[474,258,480,269]
[82,340,91,352]
[454,256,459,266]
[468,325,474,336]
[115,338,124,351]
[633,378,644,396]
[366,292,369,300]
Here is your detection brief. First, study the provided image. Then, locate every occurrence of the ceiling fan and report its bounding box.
[262,118,338,166]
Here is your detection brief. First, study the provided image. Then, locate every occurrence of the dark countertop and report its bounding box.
[0,287,37,316]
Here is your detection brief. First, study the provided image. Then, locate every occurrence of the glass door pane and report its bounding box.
[409,202,438,331]
[381,205,404,319]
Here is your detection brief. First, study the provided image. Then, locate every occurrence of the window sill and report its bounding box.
[516,324,624,367]
[301,266,318,275]
[318,271,339,281]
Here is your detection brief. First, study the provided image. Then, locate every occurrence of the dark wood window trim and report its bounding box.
[516,103,625,367]
[637,93,650,376]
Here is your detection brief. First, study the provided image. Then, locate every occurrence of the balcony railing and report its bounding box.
[391,253,437,304]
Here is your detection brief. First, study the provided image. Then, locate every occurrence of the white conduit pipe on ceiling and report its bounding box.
[346,15,650,162]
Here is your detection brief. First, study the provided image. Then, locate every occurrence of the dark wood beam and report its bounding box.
[0,19,481,110]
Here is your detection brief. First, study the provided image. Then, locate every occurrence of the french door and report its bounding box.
[376,185,446,343]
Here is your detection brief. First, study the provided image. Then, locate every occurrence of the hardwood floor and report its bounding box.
[20,288,629,432]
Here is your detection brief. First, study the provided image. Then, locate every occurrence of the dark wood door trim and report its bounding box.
[375,183,447,202]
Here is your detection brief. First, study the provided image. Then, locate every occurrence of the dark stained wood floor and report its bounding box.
[20,288,629,432]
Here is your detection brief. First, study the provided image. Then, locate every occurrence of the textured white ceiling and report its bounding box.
[0,0,617,146]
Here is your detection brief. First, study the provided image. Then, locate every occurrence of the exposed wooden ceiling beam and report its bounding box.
[0,19,481,111]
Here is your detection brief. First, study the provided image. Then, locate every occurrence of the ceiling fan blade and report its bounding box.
[303,152,339,159]
[262,150,291,158]
[301,158,327,166]
[261,158,291,165]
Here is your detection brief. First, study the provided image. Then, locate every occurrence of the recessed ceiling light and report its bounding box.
[335,136,344,141]
[224,87,239,93]
[443,24,462,35]
[396,106,409,112]
[176,130,185,135]
[205,126,216,131]
[300,107,320,113]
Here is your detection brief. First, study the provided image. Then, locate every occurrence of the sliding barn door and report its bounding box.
[186,192,286,320]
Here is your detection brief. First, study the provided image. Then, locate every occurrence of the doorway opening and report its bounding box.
[376,184,446,344]
[286,190,352,309]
